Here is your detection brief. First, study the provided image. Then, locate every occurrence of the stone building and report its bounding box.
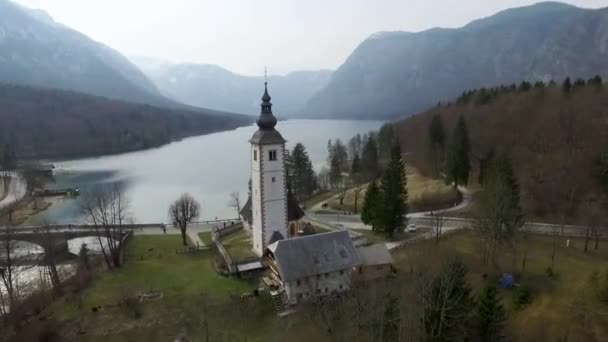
[264,230,360,305]
[354,244,394,281]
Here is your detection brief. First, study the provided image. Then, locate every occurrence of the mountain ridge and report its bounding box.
[134,57,333,116]
[301,1,608,120]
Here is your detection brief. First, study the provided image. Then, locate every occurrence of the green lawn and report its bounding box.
[52,235,276,341]
[198,231,213,246]
[221,229,256,262]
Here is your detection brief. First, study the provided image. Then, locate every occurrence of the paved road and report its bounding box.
[306,186,596,251]
[0,173,26,209]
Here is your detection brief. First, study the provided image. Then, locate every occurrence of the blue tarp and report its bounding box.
[499,273,515,289]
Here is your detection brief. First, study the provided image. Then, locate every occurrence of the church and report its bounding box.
[239,81,363,306]
[239,80,308,256]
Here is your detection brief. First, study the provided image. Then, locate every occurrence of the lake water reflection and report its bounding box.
[27,120,383,224]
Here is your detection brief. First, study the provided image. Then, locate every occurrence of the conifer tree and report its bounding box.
[562,77,572,94]
[446,116,471,187]
[361,135,379,177]
[378,144,408,238]
[429,114,446,177]
[476,285,506,342]
[361,181,380,231]
[351,153,361,174]
[377,124,395,163]
[594,152,608,193]
[291,143,317,202]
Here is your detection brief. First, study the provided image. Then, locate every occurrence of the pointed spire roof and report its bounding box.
[256,80,277,129]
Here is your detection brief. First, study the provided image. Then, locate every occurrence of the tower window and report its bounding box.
[253,150,258,161]
[272,177,276,183]
[269,150,277,161]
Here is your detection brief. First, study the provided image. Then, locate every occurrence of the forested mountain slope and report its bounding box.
[395,80,608,219]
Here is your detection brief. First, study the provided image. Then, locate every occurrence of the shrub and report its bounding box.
[512,286,533,310]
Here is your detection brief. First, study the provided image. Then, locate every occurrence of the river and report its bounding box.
[25,120,383,225]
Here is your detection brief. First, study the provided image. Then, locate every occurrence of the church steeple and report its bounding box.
[257,72,277,129]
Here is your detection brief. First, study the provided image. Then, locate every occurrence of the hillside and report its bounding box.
[0,0,179,107]
[0,84,251,160]
[302,2,608,120]
[394,80,608,220]
[134,59,332,116]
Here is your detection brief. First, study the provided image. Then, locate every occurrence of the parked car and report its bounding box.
[407,224,417,233]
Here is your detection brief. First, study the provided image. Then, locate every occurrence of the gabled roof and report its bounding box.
[357,244,393,266]
[266,230,361,282]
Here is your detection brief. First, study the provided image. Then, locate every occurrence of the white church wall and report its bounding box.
[251,145,263,254]
[251,143,288,255]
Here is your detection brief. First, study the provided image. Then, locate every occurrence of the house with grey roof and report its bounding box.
[264,230,361,305]
[355,244,394,281]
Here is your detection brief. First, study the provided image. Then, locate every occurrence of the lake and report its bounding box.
[26,120,383,224]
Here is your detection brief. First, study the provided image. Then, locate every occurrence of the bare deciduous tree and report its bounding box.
[169,193,200,246]
[337,179,349,207]
[430,210,447,244]
[39,223,61,293]
[352,184,365,213]
[228,192,240,218]
[0,225,19,315]
[79,183,132,269]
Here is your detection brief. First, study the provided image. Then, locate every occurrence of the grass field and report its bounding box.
[198,231,213,246]
[326,166,459,213]
[39,230,608,341]
[393,231,608,341]
[221,229,257,262]
[51,235,275,341]
[353,227,431,244]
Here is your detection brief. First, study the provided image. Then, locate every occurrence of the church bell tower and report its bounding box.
[250,80,288,256]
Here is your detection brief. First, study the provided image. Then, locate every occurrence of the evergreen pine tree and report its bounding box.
[361,181,380,231]
[476,285,506,342]
[351,153,361,174]
[562,77,572,94]
[496,155,523,231]
[479,147,496,185]
[378,144,408,238]
[429,114,446,177]
[291,143,317,202]
[361,135,379,177]
[446,116,471,187]
[377,124,395,163]
[594,152,608,194]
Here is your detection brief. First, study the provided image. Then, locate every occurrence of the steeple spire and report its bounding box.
[257,69,277,129]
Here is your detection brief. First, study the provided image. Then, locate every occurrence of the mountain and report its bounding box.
[0,83,250,160]
[0,0,176,107]
[301,2,608,120]
[394,80,608,221]
[134,58,332,116]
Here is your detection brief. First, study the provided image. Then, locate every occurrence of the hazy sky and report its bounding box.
[14,0,608,75]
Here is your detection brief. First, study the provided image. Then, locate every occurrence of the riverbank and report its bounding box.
[0,197,53,226]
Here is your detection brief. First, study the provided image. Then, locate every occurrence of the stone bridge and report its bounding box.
[0,228,130,264]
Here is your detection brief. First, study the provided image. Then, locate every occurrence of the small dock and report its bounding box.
[34,187,79,197]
